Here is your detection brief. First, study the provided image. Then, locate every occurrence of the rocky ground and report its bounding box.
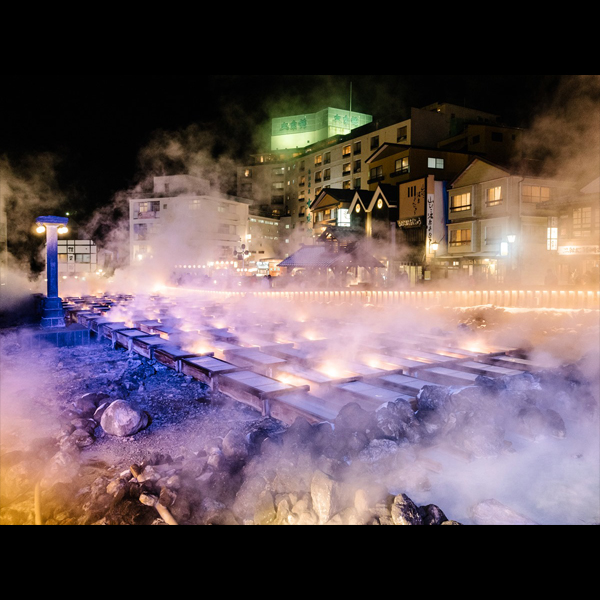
[1,304,599,526]
[0,329,464,525]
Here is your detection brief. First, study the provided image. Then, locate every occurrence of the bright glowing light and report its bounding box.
[36,225,46,233]
[57,226,68,234]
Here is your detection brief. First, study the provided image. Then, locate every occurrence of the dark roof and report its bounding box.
[311,188,357,211]
[278,243,385,270]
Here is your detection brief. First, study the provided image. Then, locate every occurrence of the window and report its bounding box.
[136,200,160,214]
[272,167,284,176]
[450,193,471,212]
[243,169,252,178]
[427,157,444,169]
[522,185,550,203]
[354,141,361,154]
[354,159,361,173]
[397,126,408,142]
[189,199,202,210]
[369,165,383,180]
[342,163,351,176]
[395,157,409,174]
[324,152,331,164]
[342,145,351,157]
[323,168,330,181]
[573,207,592,237]
[547,226,558,250]
[370,135,379,150]
[315,155,322,167]
[450,228,472,247]
[314,171,322,183]
[338,208,351,226]
[485,225,502,244]
[486,186,503,206]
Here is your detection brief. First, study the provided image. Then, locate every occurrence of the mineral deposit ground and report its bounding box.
[1,302,599,525]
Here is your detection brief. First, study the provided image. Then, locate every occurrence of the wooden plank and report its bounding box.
[413,366,479,387]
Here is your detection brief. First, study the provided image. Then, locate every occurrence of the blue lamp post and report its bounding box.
[36,215,69,328]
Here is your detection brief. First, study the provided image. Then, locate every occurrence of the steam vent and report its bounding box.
[3,287,598,525]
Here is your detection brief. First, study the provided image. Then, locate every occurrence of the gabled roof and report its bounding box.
[348,184,399,213]
[369,184,399,211]
[348,189,375,213]
[310,188,356,212]
[365,142,410,164]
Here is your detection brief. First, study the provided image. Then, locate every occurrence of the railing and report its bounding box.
[171,287,600,309]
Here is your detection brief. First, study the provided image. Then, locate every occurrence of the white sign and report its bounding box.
[558,245,600,255]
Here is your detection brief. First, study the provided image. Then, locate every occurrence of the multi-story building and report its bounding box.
[438,157,578,286]
[129,175,252,281]
[57,239,99,276]
[554,176,599,286]
[238,102,508,257]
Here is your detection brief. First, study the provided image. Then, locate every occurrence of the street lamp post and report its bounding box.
[507,234,516,284]
[36,215,68,328]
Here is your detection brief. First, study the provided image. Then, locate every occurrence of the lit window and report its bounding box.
[395,157,409,174]
[547,227,558,250]
[450,228,471,246]
[522,185,550,203]
[486,186,502,206]
[450,193,471,212]
[427,157,444,169]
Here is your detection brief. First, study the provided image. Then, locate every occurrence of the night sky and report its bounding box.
[0,73,571,233]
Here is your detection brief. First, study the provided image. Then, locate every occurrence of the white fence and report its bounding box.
[175,287,600,309]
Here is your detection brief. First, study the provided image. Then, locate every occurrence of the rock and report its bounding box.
[100,399,149,437]
[253,490,276,525]
[222,430,249,461]
[418,503,448,525]
[390,493,423,525]
[544,409,567,438]
[310,470,343,524]
[469,498,537,525]
[74,392,109,417]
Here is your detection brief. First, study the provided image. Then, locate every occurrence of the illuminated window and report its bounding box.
[450,228,471,246]
[486,186,503,206]
[395,157,409,174]
[315,155,322,167]
[338,208,351,226]
[450,193,471,212]
[343,163,351,176]
[522,185,550,203]
[547,227,558,249]
[315,171,322,183]
[343,145,351,156]
[189,199,202,210]
[427,157,444,169]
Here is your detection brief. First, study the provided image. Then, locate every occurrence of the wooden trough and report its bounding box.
[335,379,415,412]
[131,335,169,359]
[180,355,243,389]
[153,344,207,372]
[216,369,309,416]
